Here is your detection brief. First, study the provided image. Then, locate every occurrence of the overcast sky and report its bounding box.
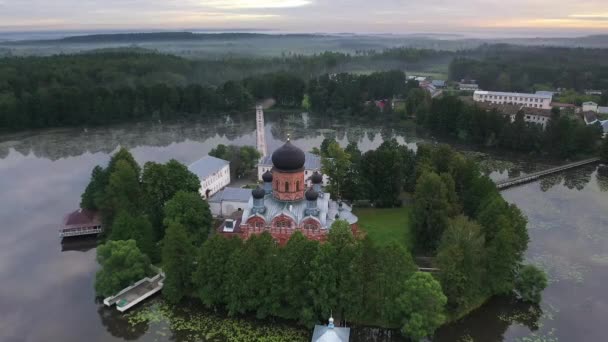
[1,0,607,35]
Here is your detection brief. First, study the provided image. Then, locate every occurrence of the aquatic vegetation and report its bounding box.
[458,334,474,342]
[590,254,608,265]
[127,302,309,342]
[516,328,558,342]
[530,254,587,284]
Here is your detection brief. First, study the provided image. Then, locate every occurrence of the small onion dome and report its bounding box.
[311,171,323,184]
[262,170,273,182]
[271,141,306,171]
[252,187,265,199]
[305,187,319,201]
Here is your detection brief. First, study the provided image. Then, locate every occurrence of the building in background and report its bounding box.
[476,102,552,128]
[582,101,608,114]
[208,187,251,217]
[583,101,599,113]
[189,156,230,199]
[431,79,446,88]
[458,83,479,91]
[585,89,603,96]
[474,90,553,109]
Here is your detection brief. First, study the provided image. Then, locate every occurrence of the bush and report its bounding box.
[515,264,548,304]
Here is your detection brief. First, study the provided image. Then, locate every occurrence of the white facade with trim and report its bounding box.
[474,90,552,109]
[188,156,231,198]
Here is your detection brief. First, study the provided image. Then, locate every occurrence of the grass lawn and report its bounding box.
[354,207,413,251]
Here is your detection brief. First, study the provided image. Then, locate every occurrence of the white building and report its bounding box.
[459,83,479,91]
[208,187,251,217]
[258,151,330,187]
[585,89,603,96]
[188,156,230,199]
[477,103,552,128]
[474,91,553,109]
[583,101,599,113]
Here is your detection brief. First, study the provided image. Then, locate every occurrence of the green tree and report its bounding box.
[413,172,450,252]
[80,165,107,210]
[322,141,352,199]
[107,147,141,176]
[209,145,261,179]
[193,235,243,307]
[162,222,195,304]
[309,242,338,320]
[224,232,280,317]
[436,216,486,313]
[164,191,213,245]
[141,160,200,239]
[327,220,361,321]
[281,232,319,324]
[515,264,548,304]
[101,159,142,227]
[398,272,447,341]
[110,211,156,262]
[359,139,410,207]
[95,240,151,297]
[373,242,418,325]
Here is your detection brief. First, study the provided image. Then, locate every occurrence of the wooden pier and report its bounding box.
[103,271,165,313]
[496,158,601,190]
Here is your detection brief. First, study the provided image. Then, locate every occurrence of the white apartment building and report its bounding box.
[459,83,479,91]
[188,156,231,199]
[474,91,552,110]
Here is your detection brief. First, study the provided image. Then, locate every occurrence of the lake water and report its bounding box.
[1,112,606,342]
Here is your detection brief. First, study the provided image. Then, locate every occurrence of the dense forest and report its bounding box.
[450,45,608,96]
[0,49,445,129]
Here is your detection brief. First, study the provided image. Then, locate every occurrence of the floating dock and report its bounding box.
[496,158,600,190]
[103,272,165,313]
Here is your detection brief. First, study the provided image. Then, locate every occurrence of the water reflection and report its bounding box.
[435,296,543,342]
[0,114,607,342]
[61,236,100,253]
[98,303,150,340]
[0,113,419,162]
[596,165,608,192]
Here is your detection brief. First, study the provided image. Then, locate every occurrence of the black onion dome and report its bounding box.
[262,170,273,182]
[271,141,305,171]
[305,188,319,201]
[311,171,323,184]
[252,187,265,199]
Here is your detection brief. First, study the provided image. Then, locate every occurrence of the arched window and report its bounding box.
[305,223,317,230]
[275,180,279,189]
[285,181,289,192]
[296,180,300,191]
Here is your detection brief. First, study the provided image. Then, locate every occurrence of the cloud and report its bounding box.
[0,0,607,32]
[204,0,312,9]
[569,13,608,21]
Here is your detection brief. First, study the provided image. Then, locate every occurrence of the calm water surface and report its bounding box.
[1,113,606,342]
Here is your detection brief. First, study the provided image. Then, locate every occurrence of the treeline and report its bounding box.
[323,141,546,318]
[417,96,602,158]
[192,223,446,340]
[0,50,437,130]
[307,71,414,115]
[449,44,608,94]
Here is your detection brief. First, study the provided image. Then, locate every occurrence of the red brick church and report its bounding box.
[221,138,358,244]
